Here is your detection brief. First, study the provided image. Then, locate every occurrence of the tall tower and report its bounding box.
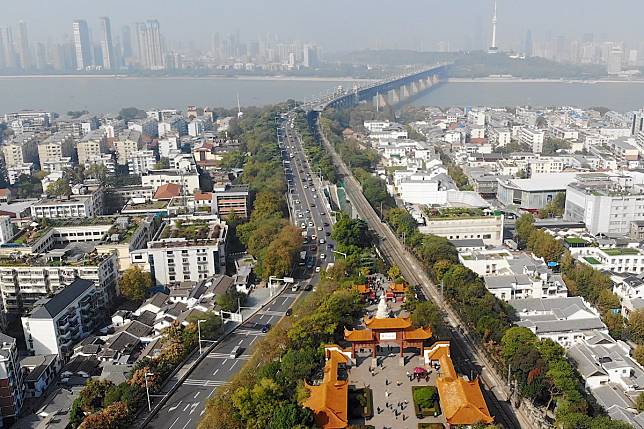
[488,0,498,53]
[134,21,164,70]
[72,19,92,70]
[99,17,114,70]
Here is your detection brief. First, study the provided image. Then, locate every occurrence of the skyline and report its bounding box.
[1,0,643,52]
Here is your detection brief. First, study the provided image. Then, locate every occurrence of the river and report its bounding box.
[1,76,644,113]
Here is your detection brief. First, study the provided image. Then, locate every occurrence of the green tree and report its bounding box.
[411,301,443,332]
[86,163,108,184]
[538,193,566,218]
[501,327,538,361]
[628,309,644,344]
[47,178,72,197]
[155,157,170,169]
[118,266,153,302]
[387,265,402,281]
[269,402,313,429]
[232,378,284,429]
[216,289,248,312]
[118,107,146,122]
[78,379,114,413]
[220,151,246,169]
[634,346,644,367]
[515,213,535,248]
[187,311,222,340]
[332,213,369,248]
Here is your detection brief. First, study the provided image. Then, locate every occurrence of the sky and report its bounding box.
[1,0,642,52]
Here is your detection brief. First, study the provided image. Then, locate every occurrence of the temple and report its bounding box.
[344,315,432,357]
[303,348,350,429]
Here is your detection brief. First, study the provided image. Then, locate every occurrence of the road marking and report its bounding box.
[212,369,219,376]
[183,403,190,411]
[200,410,205,416]
[238,338,243,344]
[168,401,182,412]
[168,417,180,429]
[181,419,191,429]
[190,403,198,414]
[230,360,239,370]
[184,379,230,387]
[193,391,200,399]
[250,336,258,345]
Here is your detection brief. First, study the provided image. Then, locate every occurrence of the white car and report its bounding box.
[320,253,326,260]
[313,194,317,199]
[319,238,325,244]
[317,226,323,231]
[315,266,321,273]
[308,222,314,227]
[300,223,306,229]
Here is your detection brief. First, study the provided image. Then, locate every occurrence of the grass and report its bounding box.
[424,207,486,220]
[412,386,440,418]
[564,237,589,245]
[602,248,640,256]
[584,256,601,265]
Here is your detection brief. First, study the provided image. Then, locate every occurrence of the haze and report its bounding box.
[1,0,642,52]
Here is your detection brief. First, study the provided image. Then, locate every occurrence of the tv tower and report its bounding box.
[488,0,498,53]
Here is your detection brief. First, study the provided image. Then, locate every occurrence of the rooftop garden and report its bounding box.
[564,236,590,245]
[584,256,601,265]
[159,221,217,241]
[125,200,168,210]
[601,247,641,256]
[12,226,52,246]
[423,207,487,220]
[107,220,141,244]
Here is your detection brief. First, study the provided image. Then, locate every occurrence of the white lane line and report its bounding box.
[200,410,205,416]
[183,403,190,412]
[212,369,219,376]
[222,359,228,366]
[168,417,180,429]
[193,391,200,399]
[181,419,191,429]
[230,360,239,371]
[238,338,243,344]
[209,387,217,397]
[168,401,182,412]
[250,336,258,345]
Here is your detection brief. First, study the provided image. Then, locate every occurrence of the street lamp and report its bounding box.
[197,319,206,355]
[144,372,154,412]
[332,250,347,258]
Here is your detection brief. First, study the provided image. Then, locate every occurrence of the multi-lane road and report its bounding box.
[143,116,336,429]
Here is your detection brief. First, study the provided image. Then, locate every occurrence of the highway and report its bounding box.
[300,110,535,429]
[144,117,335,429]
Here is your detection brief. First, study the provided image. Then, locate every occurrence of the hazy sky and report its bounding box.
[1,0,641,52]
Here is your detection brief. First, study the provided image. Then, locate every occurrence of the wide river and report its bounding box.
[1,76,644,113]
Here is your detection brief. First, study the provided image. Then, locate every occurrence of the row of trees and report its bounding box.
[293,111,338,183]
[201,220,370,428]
[70,322,198,428]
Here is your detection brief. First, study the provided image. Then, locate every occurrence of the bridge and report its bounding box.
[307,63,450,111]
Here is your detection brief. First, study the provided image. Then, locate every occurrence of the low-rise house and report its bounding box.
[20,354,60,399]
[508,297,608,348]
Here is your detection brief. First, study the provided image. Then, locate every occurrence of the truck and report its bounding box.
[299,250,307,266]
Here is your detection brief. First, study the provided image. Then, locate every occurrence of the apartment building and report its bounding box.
[114,129,141,165]
[0,334,23,422]
[128,149,156,175]
[131,218,227,286]
[6,163,33,185]
[37,131,75,166]
[0,250,117,314]
[76,129,107,165]
[519,127,545,154]
[31,188,103,219]
[419,210,504,246]
[488,128,511,147]
[22,279,104,359]
[213,184,250,218]
[141,169,200,194]
[573,246,644,274]
[1,133,39,168]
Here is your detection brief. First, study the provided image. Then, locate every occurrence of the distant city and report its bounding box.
[0,17,322,73]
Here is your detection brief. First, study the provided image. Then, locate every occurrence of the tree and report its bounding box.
[187,310,222,340]
[78,379,114,413]
[220,151,246,169]
[628,309,644,344]
[501,327,538,361]
[634,346,644,367]
[232,378,284,429]
[118,266,153,302]
[411,301,443,333]
[47,178,72,197]
[387,265,402,281]
[539,193,566,219]
[155,157,170,169]
[331,213,369,248]
[216,289,247,312]
[269,402,313,429]
[515,213,535,248]
[86,163,108,184]
[118,107,146,122]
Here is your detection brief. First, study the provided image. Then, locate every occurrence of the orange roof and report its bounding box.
[355,284,371,294]
[303,350,349,428]
[389,283,408,293]
[428,342,493,426]
[344,328,373,342]
[364,316,412,330]
[194,191,213,201]
[436,377,493,425]
[0,189,10,197]
[154,183,182,200]
[402,327,433,341]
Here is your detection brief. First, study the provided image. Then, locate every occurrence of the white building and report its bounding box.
[508,297,608,348]
[6,163,34,185]
[158,135,180,158]
[0,333,24,419]
[519,127,545,154]
[573,246,644,274]
[0,216,14,245]
[419,212,504,246]
[489,128,511,147]
[130,218,227,286]
[30,189,103,219]
[128,150,157,175]
[22,279,104,359]
[188,119,205,137]
[114,129,141,165]
[141,169,200,194]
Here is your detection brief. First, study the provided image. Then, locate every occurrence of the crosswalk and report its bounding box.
[207,352,251,360]
[184,379,229,387]
[257,310,286,317]
[234,329,267,336]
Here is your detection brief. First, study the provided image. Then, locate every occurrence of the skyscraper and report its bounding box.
[121,25,133,59]
[525,29,533,57]
[99,17,114,70]
[72,19,92,70]
[0,27,17,69]
[488,0,498,53]
[16,21,32,69]
[135,20,164,70]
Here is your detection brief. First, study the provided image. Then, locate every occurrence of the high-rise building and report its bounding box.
[72,19,92,70]
[16,21,31,70]
[525,29,533,57]
[303,45,319,68]
[0,27,17,69]
[99,17,114,70]
[607,46,623,75]
[121,25,133,59]
[135,20,164,70]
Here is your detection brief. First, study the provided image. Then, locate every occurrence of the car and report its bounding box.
[291,284,299,292]
[317,226,323,231]
[323,222,329,227]
[304,283,313,291]
[285,308,292,316]
[311,234,317,240]
[303,185,308,189]
[320,212,326,216]
[319,238,325,244]
[308,222,314,227]
[229,345,242,358]
[320,253,326,259]
[315,267,321,273]
[300,223,306,229]
[297,213,303,218]
[311,203,316,207]
[261,324,271,333]
[313,194,318,199]
[327,243,334,249]
[325,231,331,237]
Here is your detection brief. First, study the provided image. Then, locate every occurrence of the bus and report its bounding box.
[299,251,307,266]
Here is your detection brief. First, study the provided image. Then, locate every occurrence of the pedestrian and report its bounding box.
[385,378,389,386]
[406,370,410,380]
[402,414,406,421]
[396,380,401,386]
[377,406,381,414]
[385,401,389,408]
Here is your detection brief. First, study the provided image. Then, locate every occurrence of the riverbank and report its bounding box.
[0,74,376,83]
[448,77,644,84]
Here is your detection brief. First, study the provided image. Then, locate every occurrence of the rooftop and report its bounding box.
[601,248,641,256]
[29,278,95,319]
